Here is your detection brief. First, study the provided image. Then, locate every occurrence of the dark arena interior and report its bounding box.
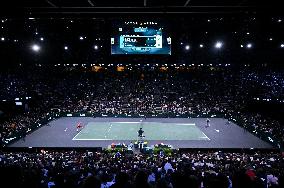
[0,0,284,188]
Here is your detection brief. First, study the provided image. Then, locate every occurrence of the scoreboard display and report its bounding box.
[111,21,171,55]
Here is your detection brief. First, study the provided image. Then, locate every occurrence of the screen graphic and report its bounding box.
[111,21,171,55]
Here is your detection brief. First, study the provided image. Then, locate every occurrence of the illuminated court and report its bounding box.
[72,122,209,141]
[9,117,273,148]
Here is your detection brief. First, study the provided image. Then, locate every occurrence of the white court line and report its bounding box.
[72,123,91,140]
[72,130,83,140]
[175,123,210,140]
[201,132,210,140]
[112,122,140,123]
[176,123,196,125]
[105,123,113,139]
[107,123,113,132]
[73,138,113,141]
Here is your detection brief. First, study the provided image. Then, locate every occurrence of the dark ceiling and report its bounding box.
[1,0,259,7]
[0,0,283,16]
[3,0,281,7]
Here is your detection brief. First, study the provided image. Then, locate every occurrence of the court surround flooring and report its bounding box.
[8,117,274,148]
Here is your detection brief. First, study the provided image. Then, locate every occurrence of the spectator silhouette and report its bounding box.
[110,172,130,188]
[82,175,101,188]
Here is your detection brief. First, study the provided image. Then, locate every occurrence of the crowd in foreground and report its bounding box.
[0,150,283,188]
[0,66,283,147]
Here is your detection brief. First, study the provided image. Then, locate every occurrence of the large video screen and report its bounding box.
[111,21,171,55]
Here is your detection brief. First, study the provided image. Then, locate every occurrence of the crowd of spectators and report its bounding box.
[0,15,283,188]
[0,65,283,146]
[0,149,283,188]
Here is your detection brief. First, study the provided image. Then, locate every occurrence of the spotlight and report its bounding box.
[40,37,44,41]
[1,37,4,41]
[79,36,84,40]
[246,43,252,48]
[281,44,284,48]
[94,45,98,50]
[215,41,223,49]
[31,44,40,52]
[185,45,190,50]
[199,44,204,48]
[64,46,68,50]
